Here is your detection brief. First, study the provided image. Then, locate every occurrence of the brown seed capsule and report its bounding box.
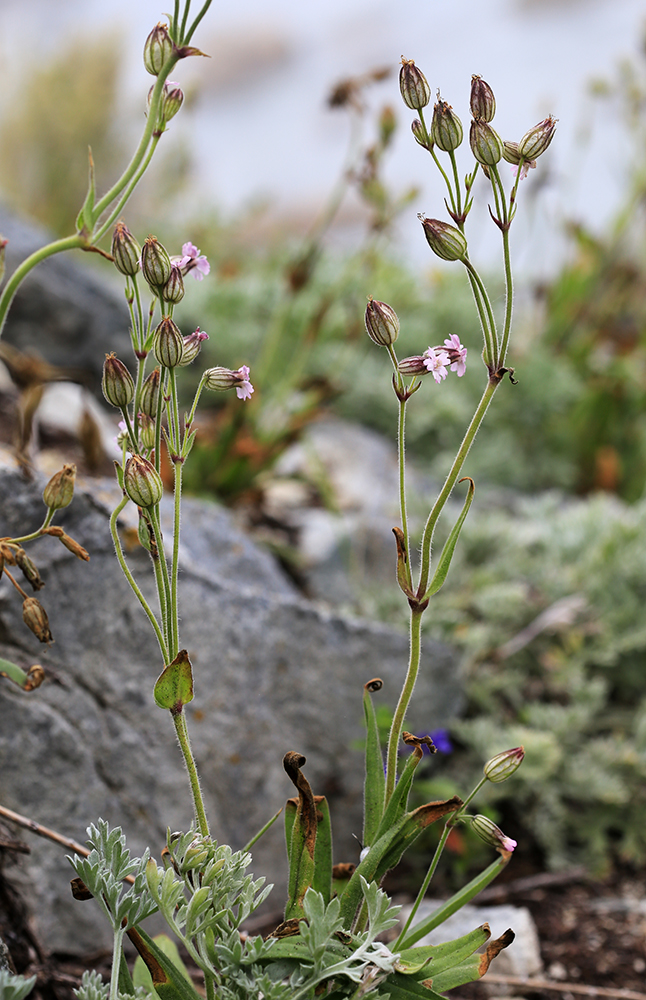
[22,597,53,643]
[518,115,557,160]
[58,534,90,562]
[43,464,76,511]
[14,548,44,591]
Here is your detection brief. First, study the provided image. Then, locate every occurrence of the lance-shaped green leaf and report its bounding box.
[312,795,333,904]
[283,751,318,920]
[340,797,462,927]
[397,924,490,977]
[362,677,386,847]
[425,928,515,992]
[424,477,475,600]
[154,649,194,712]
[399,853,511,949]
[118,950,135,997]
[76,147,96,233]
[134,934,193,995]
[126,925,203,1000]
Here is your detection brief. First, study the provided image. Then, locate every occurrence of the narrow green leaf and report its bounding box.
[373,745,423,844]
[118,950,135,996]
[425,477,475,599]
[242,807,283,853]
[154,650,194,711]
[76,146,96,233]
[284,799,297,866]
[397,924,490,977]
[429,928,515,992]
[379,973,445,999]
[362,678,386,848]
[133,934,193,994]
[312,796,332,905]
[127,926,203,1000]
[283,752,317,920]
[399,853,510,949]
[340,798,461,928]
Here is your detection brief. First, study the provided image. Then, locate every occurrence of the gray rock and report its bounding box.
[0,455,462,954]
[0,205,130,391]
[399,899,543,980]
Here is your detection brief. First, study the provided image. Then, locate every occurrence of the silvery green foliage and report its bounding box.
[262,880,400,999]
[74,971,148,1000]
[0,970,36,1000]
[73,970,110,1000]
[68,820,157,932]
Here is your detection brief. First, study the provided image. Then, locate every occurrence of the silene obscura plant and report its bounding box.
[0,11,556,999]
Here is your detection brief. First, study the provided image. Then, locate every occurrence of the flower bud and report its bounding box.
[141,236,172,290]
[102,354,135,409]
[398,356,429,376]
[22,597,53,643]
[15,548,43,591]
[484,746,525,783]
[399,58,430,110]
[411,119,431,149]
[431,98,463,152]
[124,455,164,508]
[140,368,161,417]
[143,22,173,76]
[161,264,185,304]
[470,75,496,122]
[161,82,184,121]
[153,316,184,369]
[203,367,248,392]
[518,115,557,160]
[111,222,141,277]
[471,815,517,854]
[365,298,400,346]
[469,119,503,166]
[419,216,468,262]
[138,414,156,451]
[178,328,209,367]
[43,464,76,510]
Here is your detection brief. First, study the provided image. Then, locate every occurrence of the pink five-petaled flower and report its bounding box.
[443,334,468,376]
[234,365,254,401]
[178,242,210,280]
[422,347,450,383]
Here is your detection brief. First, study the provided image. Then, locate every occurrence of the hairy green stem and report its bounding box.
[109,497,168,662]
[463,259,499,367]
[149,505,173,651]
[385,608,423,802]
[394,822,452,949]
[172,709,209,837]
[0,235,83,338]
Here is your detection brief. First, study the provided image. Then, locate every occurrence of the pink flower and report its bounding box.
[422,347,450,383]
[443,334,468,376]
[511,159,536,181]
[178,242,210,280]
[501,835,517,852]
[234,365,254,401]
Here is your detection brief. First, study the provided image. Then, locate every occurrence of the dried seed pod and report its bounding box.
[22,598,53,643]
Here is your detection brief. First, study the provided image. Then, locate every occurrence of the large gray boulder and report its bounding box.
[0,454,462,954]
